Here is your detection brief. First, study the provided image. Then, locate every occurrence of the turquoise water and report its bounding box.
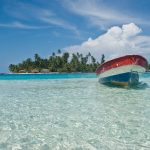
[0,73,96,80]
[0,73,150,149]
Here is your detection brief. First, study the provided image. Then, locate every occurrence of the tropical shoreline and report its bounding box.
[8,51,103,74]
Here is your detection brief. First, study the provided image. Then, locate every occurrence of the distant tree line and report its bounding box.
[9,50,105,73]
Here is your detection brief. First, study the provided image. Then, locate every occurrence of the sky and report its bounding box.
[0,0,150,72]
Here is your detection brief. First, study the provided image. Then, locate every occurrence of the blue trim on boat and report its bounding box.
[99,72,139,86]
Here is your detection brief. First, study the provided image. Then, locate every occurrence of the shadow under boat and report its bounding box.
[101,80,149,90]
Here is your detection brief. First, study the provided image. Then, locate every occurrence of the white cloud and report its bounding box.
[64,23,150,61]
[62,0,150,28]
[3,2,79,34]
[39,16,79,35]
[0,21,50,29]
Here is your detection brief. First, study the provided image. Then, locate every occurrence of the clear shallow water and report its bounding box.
[0,73,150,150]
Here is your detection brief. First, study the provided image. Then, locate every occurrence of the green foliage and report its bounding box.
[148,64,150,70]
[101,54,105,64]
[8,50,100,73]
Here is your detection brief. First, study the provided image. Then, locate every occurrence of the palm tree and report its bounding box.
[91,56,96,64]
[9,64,19,73]
[9,64,15,72]
[52,52,55,57]
[57,49,61,54]
[34,53,40,62]
[87,52,92,64]
[101,54,105,64]
[8,51,100,73]
[63,52,69,63]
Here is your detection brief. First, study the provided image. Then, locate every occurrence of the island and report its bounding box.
[8,50,105,73]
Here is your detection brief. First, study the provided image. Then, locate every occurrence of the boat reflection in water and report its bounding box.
[96,55,148,87]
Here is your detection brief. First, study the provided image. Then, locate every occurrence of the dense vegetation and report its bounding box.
[9,50,105,73]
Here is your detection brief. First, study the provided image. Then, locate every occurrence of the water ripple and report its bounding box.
[0,77,150,149]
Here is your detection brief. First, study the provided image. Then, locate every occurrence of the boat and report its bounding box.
[96,55,148,87]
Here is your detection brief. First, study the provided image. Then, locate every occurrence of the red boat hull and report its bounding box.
[96,55,148,86]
